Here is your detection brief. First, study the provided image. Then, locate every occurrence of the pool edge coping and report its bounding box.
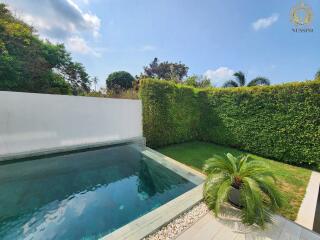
[0,137,146,162]
[142,147,206,185]
[101,147,206,240]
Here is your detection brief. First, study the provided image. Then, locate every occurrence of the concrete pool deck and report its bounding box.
[175,171,320,240]
[176,206,320,240]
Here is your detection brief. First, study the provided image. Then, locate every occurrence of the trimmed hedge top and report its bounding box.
[140,78,320,166]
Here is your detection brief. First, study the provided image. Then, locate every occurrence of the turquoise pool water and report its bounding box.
[0,144,195,240]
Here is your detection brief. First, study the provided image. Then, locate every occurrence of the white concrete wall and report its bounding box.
[0,91,143,159]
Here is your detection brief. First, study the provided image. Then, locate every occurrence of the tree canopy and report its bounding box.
[315,69,320,80]
[0,4,91,95]
[184,75,212,88]
[106,71,135,91]
[141,58,188,82]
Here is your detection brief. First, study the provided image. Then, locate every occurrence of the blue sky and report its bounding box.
[3,0,320,88]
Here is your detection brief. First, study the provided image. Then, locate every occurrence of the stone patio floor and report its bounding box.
[176,206,320,240]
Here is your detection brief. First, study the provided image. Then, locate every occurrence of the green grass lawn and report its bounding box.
[158,141,311,221]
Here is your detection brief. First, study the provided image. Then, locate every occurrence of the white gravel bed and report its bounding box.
[143,202,209,240]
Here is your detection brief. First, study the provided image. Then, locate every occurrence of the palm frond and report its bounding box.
[214,178,232,216]
[239,159,274,179]
[241,177,272,227]
[204,173,227,191]
[238,155,249,171]
[222,80,239,88]
[240,177,260,222]
[233,71,246,86]
[253,176,285,210]
[204,173,229,209]
[203,154,236,175]
[247,77,270,86]
[226,153,238,172]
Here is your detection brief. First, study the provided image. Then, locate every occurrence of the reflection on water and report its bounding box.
[0,144,195,240]
[138,158,189,197]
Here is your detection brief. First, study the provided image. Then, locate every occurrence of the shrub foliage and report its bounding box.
[140,79,200,147]
[140,79,320,166]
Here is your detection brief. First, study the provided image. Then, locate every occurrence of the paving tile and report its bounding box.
[275,220,302,240]
[233,234,246,240]
[300,228,320,240]
[176,214,224,240]
[176,212,320,240]
[245,216,286,240]
[212,226,242,240]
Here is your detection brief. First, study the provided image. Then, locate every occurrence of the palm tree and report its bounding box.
[92,76,98,91]
[223,71,270,87]
[203,153,284,228]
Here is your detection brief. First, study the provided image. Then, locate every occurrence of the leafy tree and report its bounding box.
[315,69,320,80]
[184,75,211,88]
[141,58,188,82]
[61,61,91,95]
[47,73,72,95]
[184,75,197,87]
[203,153,284,228]
[106,71,135,92]
[223,71,270,87]
[0,4,90,95]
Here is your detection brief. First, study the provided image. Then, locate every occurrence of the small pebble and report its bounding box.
[143,202,209,240]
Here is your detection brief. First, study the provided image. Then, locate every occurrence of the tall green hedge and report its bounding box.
[140,78,320,166]
[140,79,200,147]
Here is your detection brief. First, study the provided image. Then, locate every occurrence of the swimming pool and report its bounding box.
[0,143,196,240]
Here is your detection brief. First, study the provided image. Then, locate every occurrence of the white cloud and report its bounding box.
[3,0,101,55]
[73,0,91,4]
[82,0,91,4]
[204,67,235,86]
[66,36,100,56]
[83,13,100,37]
[252,14,279,31]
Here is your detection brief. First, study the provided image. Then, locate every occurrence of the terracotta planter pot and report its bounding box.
[228,186,242,207]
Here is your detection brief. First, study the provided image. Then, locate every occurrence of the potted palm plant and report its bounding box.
[203,153,284,227]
